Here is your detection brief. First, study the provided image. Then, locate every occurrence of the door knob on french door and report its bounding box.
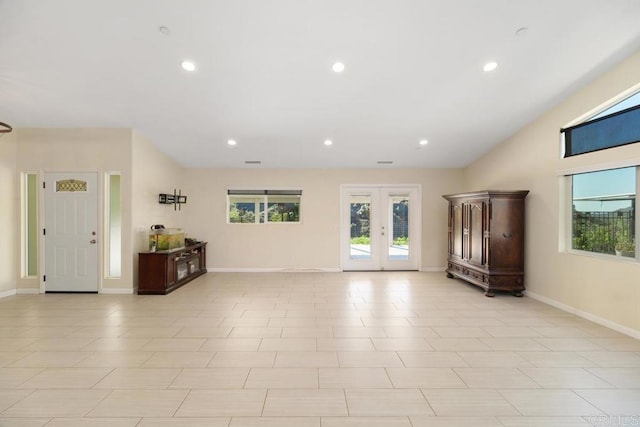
[90,239,97,244]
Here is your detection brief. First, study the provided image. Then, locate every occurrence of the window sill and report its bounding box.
[565,249,638,264]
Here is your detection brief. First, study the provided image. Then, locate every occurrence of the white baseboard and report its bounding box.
[209,267,445,273]
[525,290,640,340]
[9,287,134,295]
[101,288,134,294]
[0,289,17,299]
[420,266,447,272]
[16,288,40,294]
[208,267,341,273]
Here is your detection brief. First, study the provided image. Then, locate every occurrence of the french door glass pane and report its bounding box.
[350,196,371,260]
[389,196,409,261]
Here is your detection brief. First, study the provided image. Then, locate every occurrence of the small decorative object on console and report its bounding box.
[185,237,201,246]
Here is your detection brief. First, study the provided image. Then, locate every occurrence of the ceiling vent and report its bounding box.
[244,160,262,165]
[377,161,393,165]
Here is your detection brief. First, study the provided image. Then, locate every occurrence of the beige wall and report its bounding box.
[9,128,186,293]
[0,132,18,295]
[131,130,185,287]
[7,51,638,339]
[15,128,134,291]
[465,51,640,335]
[183,168,464,270]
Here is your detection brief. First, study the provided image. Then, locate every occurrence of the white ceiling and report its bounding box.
[1,0,640,168]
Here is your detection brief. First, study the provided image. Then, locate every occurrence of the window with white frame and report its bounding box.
[570,167,636,259]
[563,89,640,260]
[227,190,301,224]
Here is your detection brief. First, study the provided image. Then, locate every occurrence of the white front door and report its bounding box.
[44,172,99,292]
[341,185,420,271]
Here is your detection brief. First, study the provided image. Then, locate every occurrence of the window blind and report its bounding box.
[227,190,302,196]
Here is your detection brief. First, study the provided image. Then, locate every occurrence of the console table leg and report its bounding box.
[484,290,495,297]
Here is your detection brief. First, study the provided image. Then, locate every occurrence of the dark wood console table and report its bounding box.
[138,242,207,295]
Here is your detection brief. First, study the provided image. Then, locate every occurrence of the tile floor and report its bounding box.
[0,271,639,426]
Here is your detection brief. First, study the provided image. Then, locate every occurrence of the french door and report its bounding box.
[44,172,99,292]
[341,185,420,271]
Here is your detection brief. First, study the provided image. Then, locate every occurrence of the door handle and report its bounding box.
[90,239,97,244]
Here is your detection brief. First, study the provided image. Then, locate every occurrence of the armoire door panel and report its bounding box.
[452,202,464,259]
[489,198,525,270]
[468,201,486,267]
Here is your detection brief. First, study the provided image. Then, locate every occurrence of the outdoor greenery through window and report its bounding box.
[228,190,301,224]
[571,167,636,258]
[348,198,409,246]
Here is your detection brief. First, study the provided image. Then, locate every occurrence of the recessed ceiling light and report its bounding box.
[324,139,333,146]
[483,61,498,72]
[332,62,345,73]
[181,60,197,72]
[515,27,528,37]
[419,139,429,146]
[159,26,171,35]
[227,139,237,146]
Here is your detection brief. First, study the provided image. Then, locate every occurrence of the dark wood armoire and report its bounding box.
[443,190,528,297]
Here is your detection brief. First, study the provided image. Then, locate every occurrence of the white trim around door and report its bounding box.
[340,184,421,271]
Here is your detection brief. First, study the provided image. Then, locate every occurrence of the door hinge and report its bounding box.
[43,228,46,236]
[42,181,46,189]
[43,275,46,282]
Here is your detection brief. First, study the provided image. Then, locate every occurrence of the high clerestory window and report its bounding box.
[562,91,640,157]
[227,190,302,224]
